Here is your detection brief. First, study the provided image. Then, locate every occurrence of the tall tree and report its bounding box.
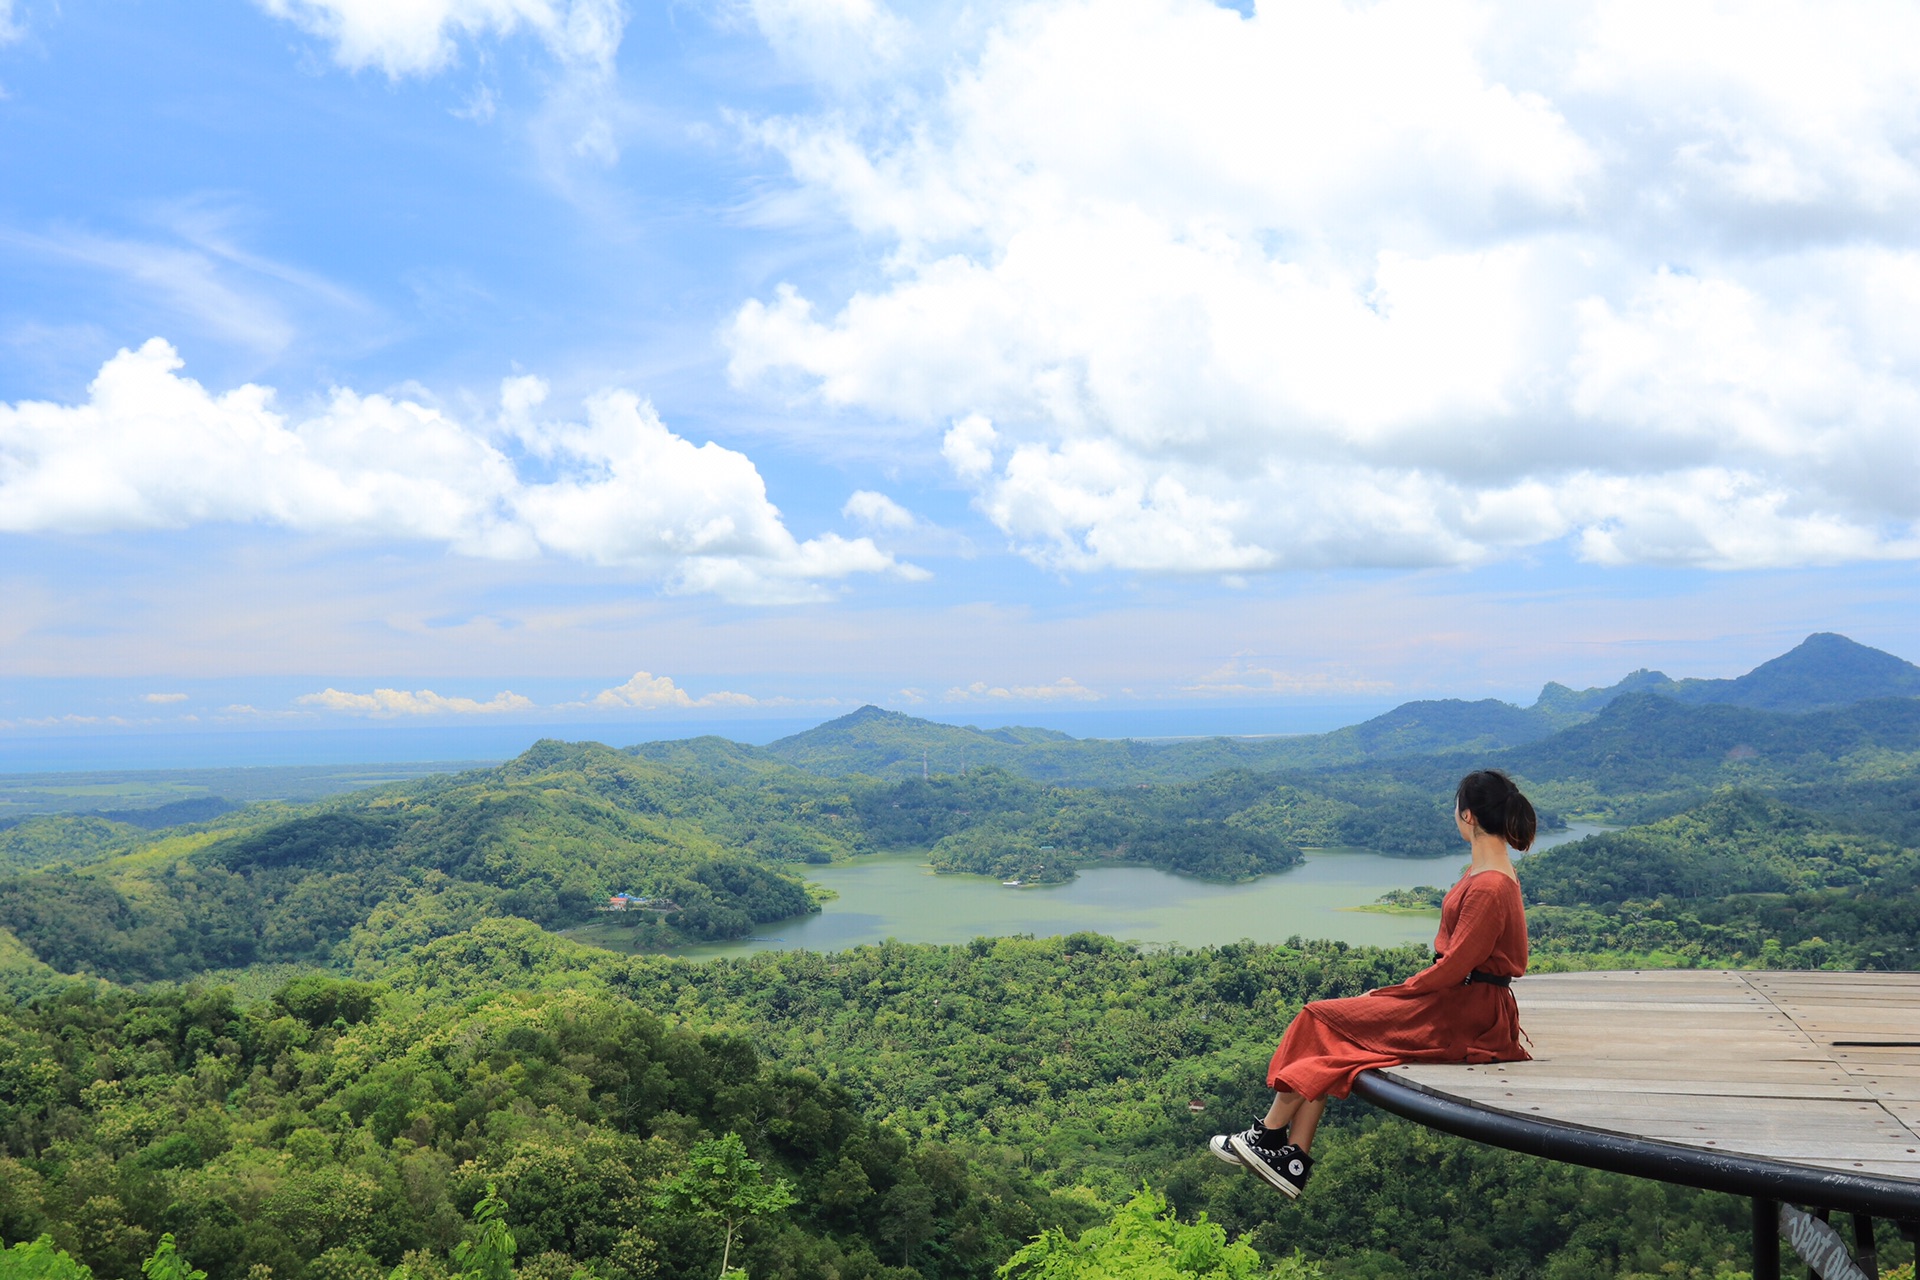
[652,1134,797,1280]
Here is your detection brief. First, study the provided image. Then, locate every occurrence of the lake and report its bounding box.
[643,823,1609,959]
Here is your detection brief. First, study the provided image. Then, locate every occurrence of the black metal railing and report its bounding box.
[1354,1068,1920,1280]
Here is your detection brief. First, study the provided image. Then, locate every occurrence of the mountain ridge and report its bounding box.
[673,633,1918,783]
[1530,632,1920,719]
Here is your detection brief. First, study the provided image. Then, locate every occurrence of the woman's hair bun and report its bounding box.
[1455,769,1537,852]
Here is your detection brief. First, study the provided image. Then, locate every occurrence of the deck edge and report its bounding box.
[1354,1067,1920,1219]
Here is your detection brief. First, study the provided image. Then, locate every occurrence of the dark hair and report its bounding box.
[1455,769,1536,852]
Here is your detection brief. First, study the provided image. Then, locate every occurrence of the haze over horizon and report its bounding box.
[4,0,1919,751]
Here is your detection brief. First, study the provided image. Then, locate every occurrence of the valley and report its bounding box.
[4,633,1920,1280]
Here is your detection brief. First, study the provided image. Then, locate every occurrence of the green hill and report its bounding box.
[0,814,146,871]
[1669,631,1920,711]
[1498,691,1920,820]
[1528,632,1920,720]
[1521,789,1914,905]
[1517,786,1920,971]
[0,743,846,983]
[752,705,1261,783]
[1296,697,1554,759]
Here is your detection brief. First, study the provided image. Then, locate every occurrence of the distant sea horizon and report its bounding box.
[0,702,1401,774]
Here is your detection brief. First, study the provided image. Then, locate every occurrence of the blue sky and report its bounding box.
[2,0,1918,743]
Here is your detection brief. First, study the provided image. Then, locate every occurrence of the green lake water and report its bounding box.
[661,823,1608,959]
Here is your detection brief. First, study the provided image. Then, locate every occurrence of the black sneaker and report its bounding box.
[1229,1136,1313,1198]
[1209,1118,1286,1166]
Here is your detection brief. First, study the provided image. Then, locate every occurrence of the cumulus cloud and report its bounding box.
[945,676,1100,702]
[253,0,622,78]
[298,687,535,716]
[941,415,996,480]
[140,692,189,704]
[842,489,915,530]
[584,671,762,710]
[729,0,1920,574]
[0,340,915,602]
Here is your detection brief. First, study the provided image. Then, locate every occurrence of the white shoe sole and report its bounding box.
[1207,1135,1243,1165]
[1227,1134,1305,1199]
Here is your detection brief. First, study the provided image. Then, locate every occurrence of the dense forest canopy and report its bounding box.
[3,633,1919,1279]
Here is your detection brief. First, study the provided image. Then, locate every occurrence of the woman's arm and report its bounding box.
[1367,877,1510,998]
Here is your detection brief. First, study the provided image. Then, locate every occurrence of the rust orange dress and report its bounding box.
[1266,868,1530,1099]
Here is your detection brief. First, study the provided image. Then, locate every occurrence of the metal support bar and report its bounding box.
[1853,1214,1877,1279]
[1755,1198,1780,1280]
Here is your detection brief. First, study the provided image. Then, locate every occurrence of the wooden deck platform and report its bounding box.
[1377,970,1920,1185]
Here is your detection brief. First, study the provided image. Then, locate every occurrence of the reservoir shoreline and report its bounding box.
[567,823,1608,960]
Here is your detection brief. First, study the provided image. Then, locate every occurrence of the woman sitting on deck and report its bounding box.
[1209,769,1535,1198]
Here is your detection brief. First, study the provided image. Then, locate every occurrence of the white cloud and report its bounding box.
[509,387,917,600]
[0,341,915,603]
[944,676,1101,702]
[297,687,535,716]
[745,0,907,87]
[1183,661,1395,699]
[586,671,762,710]
[254,0,622,78]
[842,489,915,530]
[728,0,1920,574]
[140,692,189,704]
[941,415,996,480]
[0,0,21,44]
[0,212,369,358]
[254,0,628,163]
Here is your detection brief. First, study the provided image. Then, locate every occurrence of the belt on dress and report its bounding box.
[1464,971,1512,987]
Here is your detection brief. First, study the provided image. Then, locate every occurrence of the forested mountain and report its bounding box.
[629,633,1919,787]
[1530,632,1920,718]
[634,707,1286,786]
[752,700,1560,778]
[8,665,1920,987]
[1501,691,1920,821]
[0,744,844,982]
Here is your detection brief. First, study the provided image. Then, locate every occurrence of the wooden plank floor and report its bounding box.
[1383,971,1920,1181]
